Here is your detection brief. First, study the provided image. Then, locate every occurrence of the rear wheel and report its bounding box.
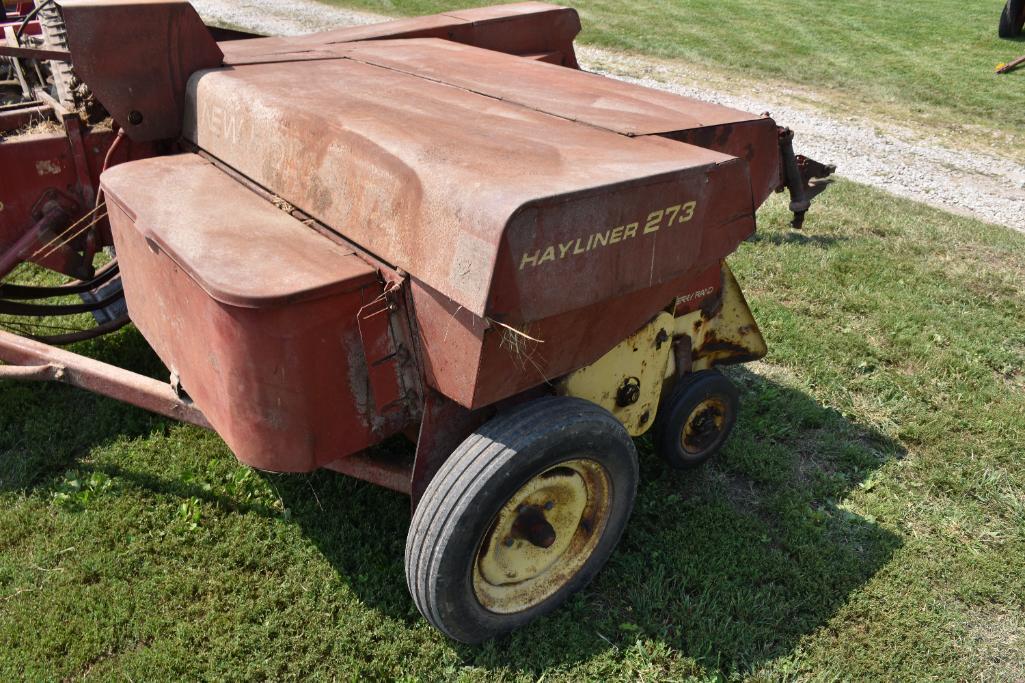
[654,370,739,469]
[405,396,638,643]
[1000,0,1025,37]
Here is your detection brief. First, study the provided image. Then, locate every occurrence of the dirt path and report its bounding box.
[191,0,1025,232]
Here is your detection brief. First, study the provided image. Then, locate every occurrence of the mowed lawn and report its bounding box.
[1,179,1023,680]
[324,0,1025,154]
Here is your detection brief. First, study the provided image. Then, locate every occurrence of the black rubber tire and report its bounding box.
[404,396,638,643]
[654,369,739,470]
[1000,0,1025,37]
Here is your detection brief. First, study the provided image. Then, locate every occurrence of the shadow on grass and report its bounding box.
[0,326,171,493]
[0,327,903,676]
[273,365,903,676]
[748,230,849,248]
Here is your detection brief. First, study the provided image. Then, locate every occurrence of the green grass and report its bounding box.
[322,0,1025,154]
[2,181,1024,680]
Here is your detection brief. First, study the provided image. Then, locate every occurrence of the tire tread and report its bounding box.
[405,397,636,642]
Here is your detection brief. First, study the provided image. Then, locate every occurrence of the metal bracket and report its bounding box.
[778,127,835,229]
[357,280,412,429]
[673,262,767,371]
[557,312,675,436]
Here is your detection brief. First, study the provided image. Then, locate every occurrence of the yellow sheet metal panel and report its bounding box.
[674,262,767,372]
[558,312,674,436]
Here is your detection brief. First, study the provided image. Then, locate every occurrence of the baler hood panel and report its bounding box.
[184,41,758,323]
[219,1,583,68]
[336,38,756,136]
[101,155,378,307]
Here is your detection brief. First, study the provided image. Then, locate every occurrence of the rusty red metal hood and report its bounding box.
[184,37,762,323]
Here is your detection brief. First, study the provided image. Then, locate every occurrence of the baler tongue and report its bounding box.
[778,128,836,229]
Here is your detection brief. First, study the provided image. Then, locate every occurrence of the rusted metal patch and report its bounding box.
[340,38,757,136]
[674,262,768,371]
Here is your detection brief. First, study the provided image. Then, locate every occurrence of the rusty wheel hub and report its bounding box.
[473,458,612,614]
[681,397,727,454]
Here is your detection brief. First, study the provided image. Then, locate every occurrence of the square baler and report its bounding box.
[0,0,833,642]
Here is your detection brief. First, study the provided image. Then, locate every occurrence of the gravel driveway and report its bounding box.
[191,0,1025,232]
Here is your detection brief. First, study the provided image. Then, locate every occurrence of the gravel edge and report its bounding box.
[190,0,1025,232]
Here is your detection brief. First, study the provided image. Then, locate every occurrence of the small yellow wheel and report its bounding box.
[654,369,739,469]
[405,397,638,643]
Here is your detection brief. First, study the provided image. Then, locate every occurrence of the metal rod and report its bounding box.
[778,127,810,229]
[0,362,62,381]
[0,328,212,428]
[2,26,30,98]
[0,45,70,61]
[997,54,1025,74]
[0,99,42,111]
[324,451,414,494]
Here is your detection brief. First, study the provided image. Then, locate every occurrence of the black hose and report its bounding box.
[0,261,120,300]
[14,0,55,42]
[23,313,131,346]
[0,286,124,316]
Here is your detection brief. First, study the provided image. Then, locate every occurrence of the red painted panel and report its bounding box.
[62,0,223,141]
[103,154,397,472]
[184,56,750,324]
[663,119,782,207]
[221,2,580,68]
[0,133,82,250]
[412,262,744,409]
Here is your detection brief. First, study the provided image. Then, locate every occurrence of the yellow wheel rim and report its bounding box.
[681,397,727,454]
[472,458,612,614]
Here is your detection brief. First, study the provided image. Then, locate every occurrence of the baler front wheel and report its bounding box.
[405,396,638,643]
[654,370,739,469]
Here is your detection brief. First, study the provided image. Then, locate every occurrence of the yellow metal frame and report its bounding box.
[559,261,765,436]
[558,311,674,436]
[671,262,767,373]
